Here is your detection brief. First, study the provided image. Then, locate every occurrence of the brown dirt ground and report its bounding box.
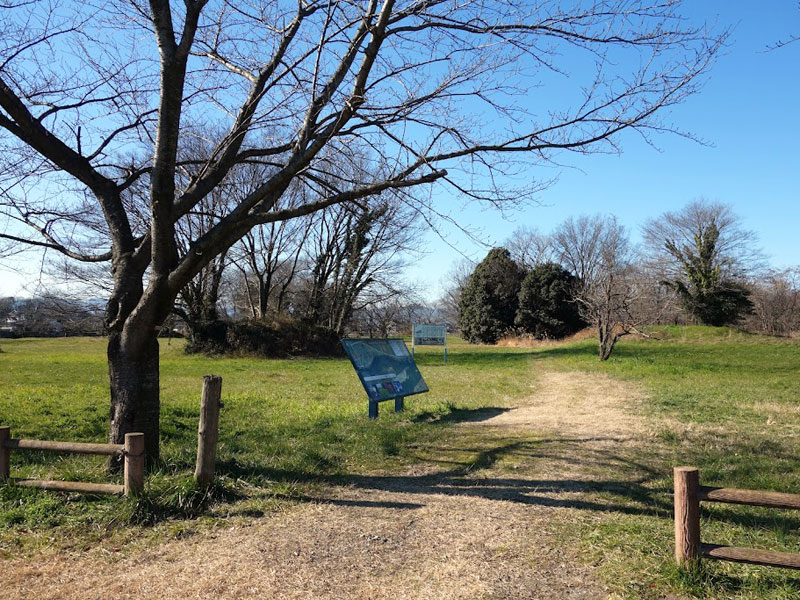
[1,371,652,599]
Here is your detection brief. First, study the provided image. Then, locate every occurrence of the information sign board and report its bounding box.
[412,324,447,346]
[341,338,429,418]
[411,323,448,363]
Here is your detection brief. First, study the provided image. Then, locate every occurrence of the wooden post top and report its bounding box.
[674,466,699,474]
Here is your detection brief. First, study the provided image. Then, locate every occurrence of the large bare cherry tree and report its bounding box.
[0,0,725,461]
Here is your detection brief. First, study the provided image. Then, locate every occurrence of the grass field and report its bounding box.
[0,336,534,549]
[1,329,799,598]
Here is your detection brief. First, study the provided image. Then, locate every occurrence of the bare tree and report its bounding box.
[506,226,555,269]
[554,215,644,360]
[226,176,314,322]
[642,200,761,326]
[300,197,419,335]
[438,257,475,328]
[749,268,800,337]
[349,289,428,337]
[0,1,726,460]
[173,173,234,340]
[231,217,310,321]
[642,200,762,280]
[552,215,614,284]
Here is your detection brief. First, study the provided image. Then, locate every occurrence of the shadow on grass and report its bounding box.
[412,406,511,425]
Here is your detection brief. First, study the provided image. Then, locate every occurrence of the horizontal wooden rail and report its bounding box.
[12,478,124,495]
[699,486,800,511]
[675,467,800,571]
[4,438,123,456]
[701,543,800,570]
[0,426,143,497]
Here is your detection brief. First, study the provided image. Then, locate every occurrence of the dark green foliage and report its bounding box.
[515,262,585,338]
[458,248,525,343]
[672,279,753,327]
[664,223,753,326]
[183,319,229,355]
[184,319,343,357]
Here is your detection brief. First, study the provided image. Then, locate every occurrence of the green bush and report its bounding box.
[185,318,343,357]
[458,248,525,343]
[515,262,585,338]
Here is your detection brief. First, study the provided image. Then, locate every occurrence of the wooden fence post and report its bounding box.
[674,466,701,567]
[195,375,223,487]
[0,426,10,481]
[124,432,145,496]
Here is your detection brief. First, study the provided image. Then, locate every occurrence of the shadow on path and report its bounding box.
[220,434,673,518]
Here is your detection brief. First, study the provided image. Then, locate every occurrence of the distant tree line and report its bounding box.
[0,296,104,338]
[453,201,799,359]
[1,192,428,351]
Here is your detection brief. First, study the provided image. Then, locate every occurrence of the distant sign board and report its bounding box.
[412,323,448,363]
[341,338,429,418]
[412,324,447,346]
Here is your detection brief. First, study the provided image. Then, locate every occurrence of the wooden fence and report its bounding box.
[674,466,800,570]
[0,427,144,496]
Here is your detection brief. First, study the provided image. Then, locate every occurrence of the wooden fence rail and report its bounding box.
[674,466,800,570]
[0,426,144,496]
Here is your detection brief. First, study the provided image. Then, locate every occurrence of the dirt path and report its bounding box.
[3,371,650,599]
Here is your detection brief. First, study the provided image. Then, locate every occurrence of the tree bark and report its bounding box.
[108,330,160,468]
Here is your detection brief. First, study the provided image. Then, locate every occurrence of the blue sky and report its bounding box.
[1,2,798,300]
[405,1,800,299]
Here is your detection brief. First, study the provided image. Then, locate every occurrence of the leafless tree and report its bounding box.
[0,0,727,460]
[506,226,555,269]
[173,166,234,339]
[642,200,762,281]
[349,289,429,337]
[1,294,104,337]
[642,200,761,325]
[552,215,614,284]
[231,216,310,321]
[554,215,645,360]
[748,268,800,337]
[224,171,314,322]
[438,257,475,327]
[299,196,420,335]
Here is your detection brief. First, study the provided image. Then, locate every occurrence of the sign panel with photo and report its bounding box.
[341,338,429,418]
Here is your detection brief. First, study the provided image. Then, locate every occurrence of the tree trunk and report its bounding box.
[108,331,160,468]
[598,335,614,360]
[597,318,616,361]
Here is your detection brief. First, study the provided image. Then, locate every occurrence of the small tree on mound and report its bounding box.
[643,201,758,326]
[458,248,525,344]
[515,263,584,339]
[664,223,753,326]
